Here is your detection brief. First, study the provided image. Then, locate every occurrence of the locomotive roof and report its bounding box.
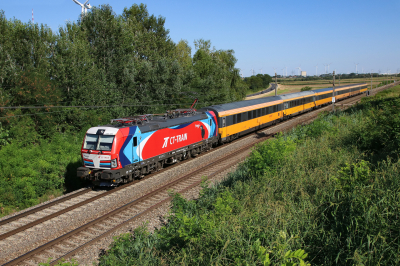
[107,112,209,133]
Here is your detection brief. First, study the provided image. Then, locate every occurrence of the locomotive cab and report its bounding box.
[82,133,117,168]
[77,126,123,185]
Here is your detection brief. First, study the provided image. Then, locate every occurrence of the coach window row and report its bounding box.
[316,93,332,100]
[337,88,351,95]
[287,96,314,108]
[224,104,282,127]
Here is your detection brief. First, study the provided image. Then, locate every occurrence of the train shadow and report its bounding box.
[64,160,91,193]
[255,131,275,139]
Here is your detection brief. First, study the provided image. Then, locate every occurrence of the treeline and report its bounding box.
[0,4,247,216]
[243,74,272,92]
[0,4,247,145]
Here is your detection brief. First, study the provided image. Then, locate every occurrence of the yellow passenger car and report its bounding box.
[200,96,283,142]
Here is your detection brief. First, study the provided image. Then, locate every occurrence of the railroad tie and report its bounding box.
[44,249,64,257]
[23,260,38,266]
[88,227,104,233]
[80,231,95,237]
[63,239,79,247]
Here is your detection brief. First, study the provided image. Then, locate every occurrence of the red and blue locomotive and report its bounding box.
[77,110,218,186]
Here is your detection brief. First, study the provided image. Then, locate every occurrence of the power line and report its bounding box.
[0,101,227,120]
[0,101,203,110]
[0,109,72,119]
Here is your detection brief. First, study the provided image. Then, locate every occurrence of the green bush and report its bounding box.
[0,133,84,217]
[300,86,312,91]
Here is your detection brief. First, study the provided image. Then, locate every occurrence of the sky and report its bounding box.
[1,0,400,77]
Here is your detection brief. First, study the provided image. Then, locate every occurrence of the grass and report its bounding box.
[96,86,400,265]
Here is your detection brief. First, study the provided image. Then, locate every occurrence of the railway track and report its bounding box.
[1,83,397,265]
[5,135,267,266]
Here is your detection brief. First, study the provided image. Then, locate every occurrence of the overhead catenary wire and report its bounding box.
[0,100,226,120]
[1,103,198,110]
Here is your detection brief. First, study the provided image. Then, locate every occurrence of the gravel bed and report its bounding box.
[0,187,89,223]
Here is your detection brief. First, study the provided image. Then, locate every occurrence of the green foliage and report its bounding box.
[300,86,312,91]
[0,133,83,217]
[38,258,79,266]
[0,122,10,146]
[254,232,310,266]
[246,133,296,176]
[332,160,372,192]
[244,74,273,93]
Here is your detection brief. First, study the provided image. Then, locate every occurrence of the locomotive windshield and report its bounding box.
[83,134,114,151]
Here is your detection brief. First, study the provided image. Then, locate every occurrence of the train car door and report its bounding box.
[222,117,226,127]
[283,102,289,116]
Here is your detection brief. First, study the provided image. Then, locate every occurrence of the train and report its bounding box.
[77,83,368,186]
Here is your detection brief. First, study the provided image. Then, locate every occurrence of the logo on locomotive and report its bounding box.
[162,133,188,148]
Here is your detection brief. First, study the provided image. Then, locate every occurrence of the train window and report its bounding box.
[258,109,261,117]
[237,113,242,123]
[133,137,138,147]
[248,111,252,120]
[84,134,98,150]
[233,115,236,124]
[98,135,114,151]
[262,108,265,116]
[253,110,257,118]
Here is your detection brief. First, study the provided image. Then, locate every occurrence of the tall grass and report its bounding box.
[97,87,400,265]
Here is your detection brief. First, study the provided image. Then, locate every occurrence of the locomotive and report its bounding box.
[77,83,368,186]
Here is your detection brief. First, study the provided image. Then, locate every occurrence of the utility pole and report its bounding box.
[370,72,373,92]
[275,73,277,96]
[332,71,335,111]
[339,74,340,86]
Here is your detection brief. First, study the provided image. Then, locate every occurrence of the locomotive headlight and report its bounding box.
[111,159,118,168]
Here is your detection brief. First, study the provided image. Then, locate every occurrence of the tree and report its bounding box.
[175,39,192,71]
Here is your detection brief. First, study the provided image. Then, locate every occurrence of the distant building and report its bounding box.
[301,71,307,77]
